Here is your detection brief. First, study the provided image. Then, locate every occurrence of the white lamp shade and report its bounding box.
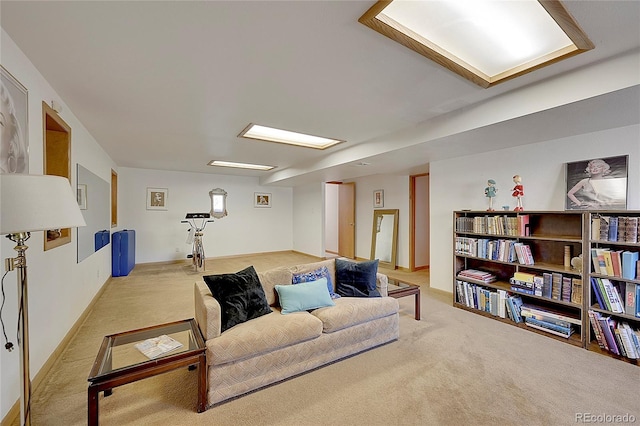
[1,174,86,234]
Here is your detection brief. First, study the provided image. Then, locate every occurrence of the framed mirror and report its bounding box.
[371,209,399,269]
[77,164,110,263]
[209,188,228,219]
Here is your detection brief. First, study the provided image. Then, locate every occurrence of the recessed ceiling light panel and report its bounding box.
[359,0,594,88]
[239,123,344,150]
[207,160,275,171]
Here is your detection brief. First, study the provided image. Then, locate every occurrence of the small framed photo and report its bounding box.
[254,192,271,208]
[373,189,384,208]
[147,187,168,210]
[565,155,628,210]
[77,184,87,210]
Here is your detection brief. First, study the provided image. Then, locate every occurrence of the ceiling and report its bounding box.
[2,1,639,187]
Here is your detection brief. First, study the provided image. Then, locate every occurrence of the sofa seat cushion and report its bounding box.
[311,296,399,333]
[207,310,323,365]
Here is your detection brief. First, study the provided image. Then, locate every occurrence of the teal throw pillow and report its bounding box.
[275,278,335,314]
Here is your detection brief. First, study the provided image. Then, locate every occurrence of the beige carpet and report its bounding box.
[20,252,640,425]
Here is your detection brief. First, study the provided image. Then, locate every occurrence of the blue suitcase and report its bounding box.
[94,230,109,252]
[112,229,135,277]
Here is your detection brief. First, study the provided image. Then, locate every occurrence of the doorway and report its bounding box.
[410,173,429,271]
[325,182,355,259]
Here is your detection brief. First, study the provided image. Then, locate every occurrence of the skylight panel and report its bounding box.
[359,0,594,88]
[239,124,344,150]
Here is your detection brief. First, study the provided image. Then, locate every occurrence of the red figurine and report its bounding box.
[512,175,524,211]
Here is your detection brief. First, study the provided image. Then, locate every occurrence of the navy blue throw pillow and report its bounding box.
[203,265,272,332]
[335,258,381,298]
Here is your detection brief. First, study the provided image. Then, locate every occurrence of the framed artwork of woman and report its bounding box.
[565,155,628,210]
[1,66,29,174]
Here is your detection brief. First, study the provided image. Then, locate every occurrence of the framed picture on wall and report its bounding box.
[373,189,384,208]
[1,65,29,173]
[77,184,87,210]
[254,192,271,208]
[565,155,628,210]
[147,187,168,210]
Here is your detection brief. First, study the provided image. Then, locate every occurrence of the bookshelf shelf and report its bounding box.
[586,211,640,364]
[454,211,587,351]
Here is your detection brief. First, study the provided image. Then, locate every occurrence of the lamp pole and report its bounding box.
[6,232,32,426]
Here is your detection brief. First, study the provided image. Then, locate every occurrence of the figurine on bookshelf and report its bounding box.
[484,179,497,211]
[512,175,524,211]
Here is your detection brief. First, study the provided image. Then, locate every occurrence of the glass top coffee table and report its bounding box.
[387,279,421,320]
[87,318,206,425]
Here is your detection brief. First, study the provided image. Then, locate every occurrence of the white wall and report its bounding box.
[351,174,410,268]
[1,30,115,420]
[430,124,640,293]
[292,183,324,257]
[324,183,339,253]
[118,167,293,263]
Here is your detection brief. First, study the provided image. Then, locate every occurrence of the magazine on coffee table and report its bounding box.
[135,335,183,359]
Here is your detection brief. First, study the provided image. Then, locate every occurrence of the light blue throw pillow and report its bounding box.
[275,278,335,314]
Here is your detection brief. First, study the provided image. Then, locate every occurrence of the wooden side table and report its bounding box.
[387,280,421,320]
[87,318,206,425]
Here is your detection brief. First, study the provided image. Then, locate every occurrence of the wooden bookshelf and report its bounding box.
[585,211,640,365]
[453,211,588,349]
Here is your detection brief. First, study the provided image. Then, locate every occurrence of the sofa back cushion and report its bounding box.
[258,266,293,306]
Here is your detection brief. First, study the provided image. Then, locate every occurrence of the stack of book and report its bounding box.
[588,310,640,359]
[520,305,580,338]
[509,271,541,296]
[457,269,496,283]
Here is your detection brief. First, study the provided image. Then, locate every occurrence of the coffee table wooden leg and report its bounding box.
[197,354,207,412]
[88,385,99,426]
[414,291,421,320]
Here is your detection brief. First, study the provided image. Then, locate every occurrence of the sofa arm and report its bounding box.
[376,273,389,297]
[194,281,222,340]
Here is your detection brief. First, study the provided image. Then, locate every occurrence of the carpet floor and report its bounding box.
[21,252,640,425]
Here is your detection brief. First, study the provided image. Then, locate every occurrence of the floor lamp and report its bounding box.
[1,174,86,426]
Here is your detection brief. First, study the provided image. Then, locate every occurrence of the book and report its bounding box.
[599,216,610,241]
[134,335,183,359]
[600,278,624,313]
[571,278,583,305]
[520,304,582,326]
[626,217,638,243]
[602,250,614,276]
[621,251,639,280]
[542,272,553,299]
[561,276,572,302]
[518,214,530,236]
[624,283,637,317]
[608,216,618,242]
[551,273,563,300]
[591,216,600,240]
[590,277,606,310]
[524,320,574,338]
[588,310,609,351]
[610,250,623,277]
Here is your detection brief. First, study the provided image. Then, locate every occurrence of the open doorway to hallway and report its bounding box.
[410,173,430,271]
[324,182,355,259]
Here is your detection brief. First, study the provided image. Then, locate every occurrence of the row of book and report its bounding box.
[455,280,521,320]
[509,271,583,305]
[590,248,639,280]
[455,280,579,339]
[592,215,639,243]
[455,237,534,265]
[591,277,640,317]
[588,310,640,359]
[455,214,530,236]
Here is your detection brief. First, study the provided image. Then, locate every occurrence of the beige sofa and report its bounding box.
[194,258,399,407]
